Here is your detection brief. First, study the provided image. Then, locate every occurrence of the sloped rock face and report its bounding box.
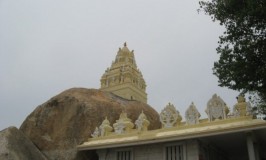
[0,126,47,160]
[20,88,160,160]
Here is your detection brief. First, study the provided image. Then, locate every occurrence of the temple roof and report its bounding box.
[77,117,266,150]
[78,94,266,150]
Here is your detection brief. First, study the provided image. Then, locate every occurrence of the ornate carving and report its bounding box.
[185,102,201,125]
[160,103,182,128]
[91,127,100,138]
[113,111,134,134]
[114,123,126,134]
[206,94,229,121]
[135,111,150,131]
[99,117,113,137]
[91,117,113,138]
[233,95,253,117]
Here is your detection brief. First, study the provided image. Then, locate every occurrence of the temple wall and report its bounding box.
[134,144,163,160]
[97,140,200,160]
[186,140,199,160]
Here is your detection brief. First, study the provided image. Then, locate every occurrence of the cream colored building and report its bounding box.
[78,44,266,160]
[100,43,147,103]
[78,97,266,160]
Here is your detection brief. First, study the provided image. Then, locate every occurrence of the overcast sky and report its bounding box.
[0,0,241,130]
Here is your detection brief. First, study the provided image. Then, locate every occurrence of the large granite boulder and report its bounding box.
[20,88,160,160]
[0,126,47,160]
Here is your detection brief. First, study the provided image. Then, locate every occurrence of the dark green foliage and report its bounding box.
[199,0,266,118]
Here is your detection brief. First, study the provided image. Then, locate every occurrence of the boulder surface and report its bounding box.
[20,88,160,160]
[0,126,47,160]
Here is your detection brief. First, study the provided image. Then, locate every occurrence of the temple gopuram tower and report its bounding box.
[100,43,147,103]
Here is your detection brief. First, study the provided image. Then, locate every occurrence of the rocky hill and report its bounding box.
[19,88,161,160]
[0,126,47,160]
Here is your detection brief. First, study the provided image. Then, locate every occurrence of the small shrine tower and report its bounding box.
[100,43,147,103]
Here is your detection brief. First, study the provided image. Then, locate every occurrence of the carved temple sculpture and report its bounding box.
[205,94,229,122]
[91,117,113,138]
[89,93,255,139]
[91,127,100,138]
[99,117,113,136]
[185,102,201,125]
[135,111,150,131]
[233,95,253,117]
[113,111,134,134]
[160,103,182,128]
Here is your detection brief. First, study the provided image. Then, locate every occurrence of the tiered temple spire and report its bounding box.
[100,43,147,103]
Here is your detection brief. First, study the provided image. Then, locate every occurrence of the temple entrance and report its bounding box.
[77,150,99,160]
[198,128,266,160]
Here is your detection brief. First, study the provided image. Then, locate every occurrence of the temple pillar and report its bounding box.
[246,132,256,160]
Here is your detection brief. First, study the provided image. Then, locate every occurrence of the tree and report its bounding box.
[199,0,266,118]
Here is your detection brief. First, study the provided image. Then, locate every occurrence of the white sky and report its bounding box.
[0,0,240,130]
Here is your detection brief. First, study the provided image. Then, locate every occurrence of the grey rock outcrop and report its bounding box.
[0,126,47,160]
[20,88,161,160]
